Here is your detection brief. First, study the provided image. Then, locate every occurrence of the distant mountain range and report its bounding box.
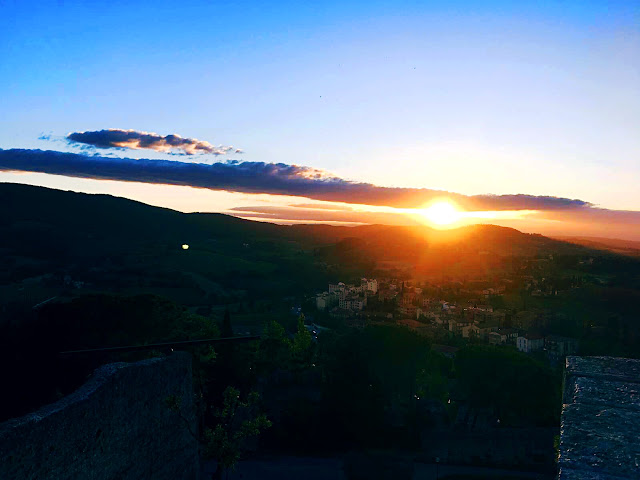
[553,236,640,257]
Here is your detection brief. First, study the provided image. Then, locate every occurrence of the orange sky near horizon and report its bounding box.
[2,171,639,241]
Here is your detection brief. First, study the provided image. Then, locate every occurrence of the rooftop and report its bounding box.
[522,333,544,340]
[432,344,460,356]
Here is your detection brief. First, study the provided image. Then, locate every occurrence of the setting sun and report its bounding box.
[421,201,461,226]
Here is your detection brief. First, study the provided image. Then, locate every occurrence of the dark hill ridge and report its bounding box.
[0,182,280,243]
[291,220,586,258]
[0,182,605,298]
[1,183,317,299]
[1,182,587,255]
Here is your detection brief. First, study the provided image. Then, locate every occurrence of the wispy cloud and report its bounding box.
[288,203,355,211]
[66,129,238,156]
[0,148,595,212]
[230,205,422,225]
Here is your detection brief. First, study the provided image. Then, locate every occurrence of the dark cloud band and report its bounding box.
[66,129,237,155]
[0,148,592,211]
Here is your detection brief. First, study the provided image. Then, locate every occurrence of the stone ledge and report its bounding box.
[0,352,199,480]
[559,356,640,480]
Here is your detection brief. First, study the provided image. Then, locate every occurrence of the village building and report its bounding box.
[545,335,579,362]
[517,333,544,353]
[315,292,338,311]
[361,278,378,294]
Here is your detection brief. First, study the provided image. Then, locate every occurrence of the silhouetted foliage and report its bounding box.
[221,308,233,338]
[455,345,561,426]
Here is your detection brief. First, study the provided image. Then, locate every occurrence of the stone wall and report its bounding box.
[559,356,640,479]
[0,352,199,480]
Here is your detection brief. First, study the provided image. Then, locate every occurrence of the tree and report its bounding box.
[167,387,271,480]
[204,387,271,479]
[454,345,561,426]
[292,314,313,368]
[221,308,233,338]
[255,320,292,373]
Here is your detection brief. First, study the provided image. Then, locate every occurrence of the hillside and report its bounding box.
[0,183,323,305]
[554,236,640,257]
[0,182,613,307]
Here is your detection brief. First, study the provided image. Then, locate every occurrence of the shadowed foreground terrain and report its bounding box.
[1,183,639,479]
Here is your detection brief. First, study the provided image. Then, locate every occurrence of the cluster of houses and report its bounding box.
[315,277,579,362]
[315,278,378,312]
[446,305,504,336]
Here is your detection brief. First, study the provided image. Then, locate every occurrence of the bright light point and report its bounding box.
[181,244,189,250]
[421,202,461,226]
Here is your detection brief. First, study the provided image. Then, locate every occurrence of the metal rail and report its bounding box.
[58,335,261,357]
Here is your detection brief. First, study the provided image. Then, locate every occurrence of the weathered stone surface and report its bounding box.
[563,376,640,412]
[0,352,199,480]
[565,356,640,382]
[559,356,640,480]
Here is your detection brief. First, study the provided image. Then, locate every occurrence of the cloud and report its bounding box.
[66,129,237,155]
[230,205,421,225]
[0,148,597,212]
[288,203,355,211]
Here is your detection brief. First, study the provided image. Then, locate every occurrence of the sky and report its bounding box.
[1,1,639,239]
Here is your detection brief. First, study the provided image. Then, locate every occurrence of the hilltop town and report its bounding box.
[313,261,582,364]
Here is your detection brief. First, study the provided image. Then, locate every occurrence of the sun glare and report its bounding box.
[421,202,461,226]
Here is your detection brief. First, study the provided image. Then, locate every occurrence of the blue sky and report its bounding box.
[1,1,639,236]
